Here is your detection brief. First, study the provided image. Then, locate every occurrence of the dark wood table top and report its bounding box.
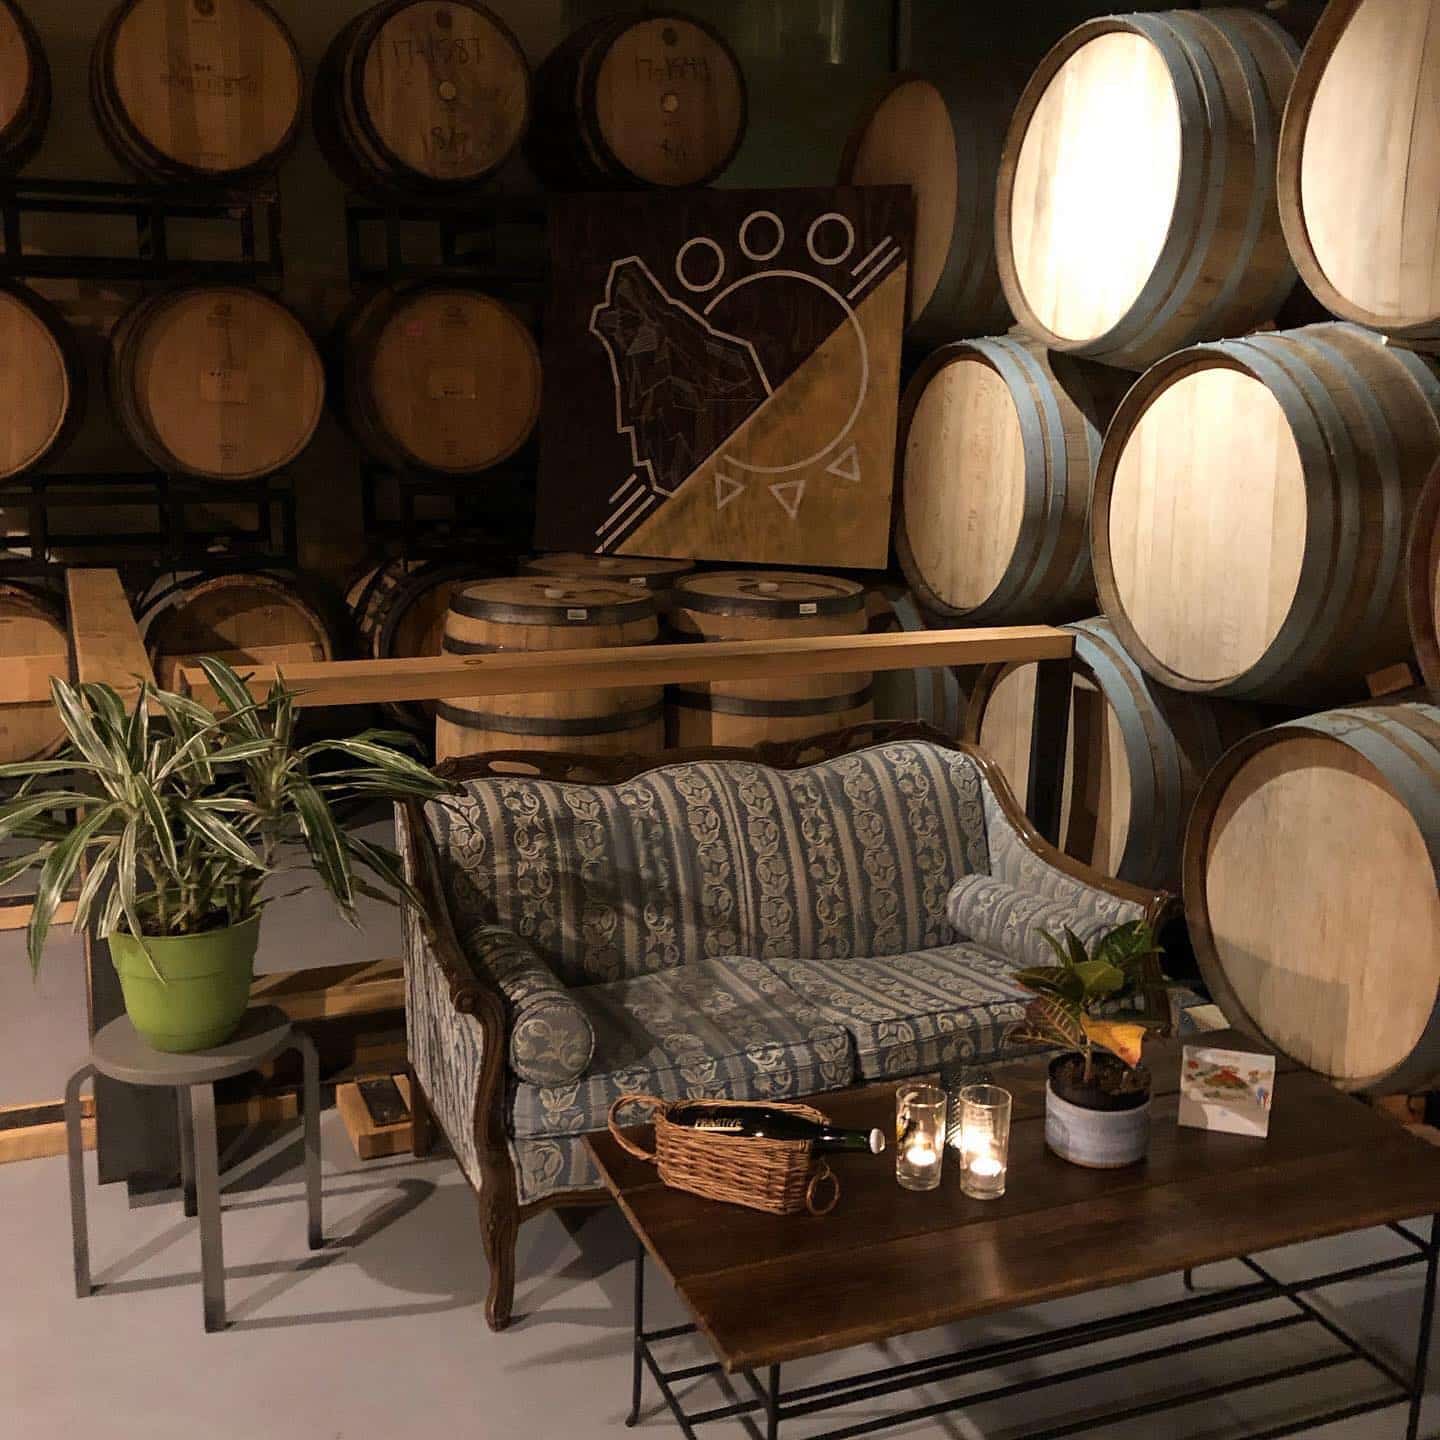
[587,1032,1440,1373]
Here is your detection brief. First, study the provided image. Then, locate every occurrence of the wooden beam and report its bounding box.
[64,569,155,697]
[248,959,404,1024]
[0,899,77,933]
[181,626,1075,710]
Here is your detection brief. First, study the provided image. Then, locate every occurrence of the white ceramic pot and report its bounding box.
[1045,1080,1151,1169]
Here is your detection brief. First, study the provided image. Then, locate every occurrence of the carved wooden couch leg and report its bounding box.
[480,1189,518,1331]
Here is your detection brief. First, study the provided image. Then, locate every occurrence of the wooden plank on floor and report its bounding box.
[0,899,77,933]
[0,1095,95,1165]
[249,959,404,1023]
[337,1073,412,1161]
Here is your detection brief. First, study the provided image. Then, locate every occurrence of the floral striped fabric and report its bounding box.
[945,874,1137,973]
[762,944,1032,1080]
[509,956,855,1140]
[424,741,989,987]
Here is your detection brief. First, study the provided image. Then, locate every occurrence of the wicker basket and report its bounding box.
[606,1094,841,1217]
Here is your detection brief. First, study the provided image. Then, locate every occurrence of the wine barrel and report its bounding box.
[995,9,1298,370]
[91,0,302,183]
[436,577,662,762]
[1093,323,1440,703]
[1185,699,1440,1094]
[528,12,747,190]
[315,0,529,198]
[1278,0,1440,349]
[864,586,967,738]
[669,571,870,748]
[338,284,540,476]
[346,557,498,730]
[137,571,338,692]
[897,335,1122,624]
[965,617,1258,890]
[0,581,66,762]
[521,553,694,621]
[1407,463,1440,691]
[0,285,84,480]
[839,71,1015,343]
[110,287,324,482]
[0,0,48,175]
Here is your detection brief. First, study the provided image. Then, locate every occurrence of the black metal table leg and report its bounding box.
[1407,1214,1440,1440]
[765,1364,781,1440]
[628,1238,645,1428]
[1026,656,1072,847]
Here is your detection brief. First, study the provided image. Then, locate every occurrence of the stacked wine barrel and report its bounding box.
[110,287,325,482]
[1091,324,1440,703]
[995,9,1299,369]
[521,553,694,625]
[668,572,871,748]
[1278,0,1440,349]
[1185,699,1440,1094]
[529,12,747,189]
[436,577,663,762]
[336,284,540,476]
[840,69,1017,343]
[315,0,530,197]
[0,285,84,480]
[964,618,1258,891]
[1408,464,1440,691]
[0,0,48,175]
[346,557,499,730]
[0,581,66,763]
[137,571,339,692]
[897,335,1122,624]
[865,587,967,739]
[91,0,303,183]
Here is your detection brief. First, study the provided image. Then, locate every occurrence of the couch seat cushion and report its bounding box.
[761,945,1032,1080]
[510,956,855,1139]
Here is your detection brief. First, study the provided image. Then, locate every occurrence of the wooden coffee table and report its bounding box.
[588,1032,1440,1440]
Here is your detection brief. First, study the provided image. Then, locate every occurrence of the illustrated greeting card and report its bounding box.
[1179,1045,1276,1138]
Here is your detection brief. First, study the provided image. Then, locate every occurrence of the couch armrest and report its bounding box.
[397,799,513,1194]
[958,743,1180,1032]
[459,924,595,1085]
[946,874,1131,972]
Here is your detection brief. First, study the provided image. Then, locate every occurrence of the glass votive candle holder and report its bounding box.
[896,1083,947,1192]
[957,1084,1012,1200]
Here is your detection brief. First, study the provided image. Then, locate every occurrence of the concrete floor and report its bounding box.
[1,1109,1435,1440]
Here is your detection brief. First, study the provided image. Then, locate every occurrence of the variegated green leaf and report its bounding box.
[28,802,118,975]
[176,801,263,869]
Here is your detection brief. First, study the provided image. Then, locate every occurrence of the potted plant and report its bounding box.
[0,657,452,1052]
[1007,920,1166,1169]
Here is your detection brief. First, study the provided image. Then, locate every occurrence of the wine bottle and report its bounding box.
[672,1104,886,1154]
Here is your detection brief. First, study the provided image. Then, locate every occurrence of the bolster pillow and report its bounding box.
[945,874,1118,972]
[463,924,595,1085]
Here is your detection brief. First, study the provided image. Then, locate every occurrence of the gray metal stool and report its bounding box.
[65,1004,322,1332]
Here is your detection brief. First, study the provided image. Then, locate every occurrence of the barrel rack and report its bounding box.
[0,176,296,578]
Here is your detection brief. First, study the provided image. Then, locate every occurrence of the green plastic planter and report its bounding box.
[109,915,261,1053]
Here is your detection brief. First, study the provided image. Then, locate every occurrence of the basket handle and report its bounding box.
[805,1161,840,1217]
[607,1093,665,1163]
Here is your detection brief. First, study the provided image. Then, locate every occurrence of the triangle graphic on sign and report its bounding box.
[825,442,861,484]
[714,469,745,511]
[769,478,806,520]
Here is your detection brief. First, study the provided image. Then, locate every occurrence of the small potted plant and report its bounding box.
[0,658,452,1052]
[1007,920,1166,1169]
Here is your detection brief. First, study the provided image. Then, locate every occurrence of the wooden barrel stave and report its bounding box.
[669,571,870,748]
[137,571,338,692]
[1278,0,1440,347]
[1406,462,1440,690]
[436,577,663,761]
[840,71,1015,343]
[528,12,746,190]
[996,8,1298,369]
[1185,699,1440,1094]
[897,335,1121,624]
[0,581,67,763]
[0,0,49,175]
[91,0,303,183]
[965,616,1257,890]
[110,286,325,482]
[315,0,530,199]
[1094,323,1440,702]
[338,284,540,476]
[0,284,84,480]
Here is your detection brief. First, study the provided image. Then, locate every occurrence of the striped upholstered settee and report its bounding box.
[397,725,1174,1329]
